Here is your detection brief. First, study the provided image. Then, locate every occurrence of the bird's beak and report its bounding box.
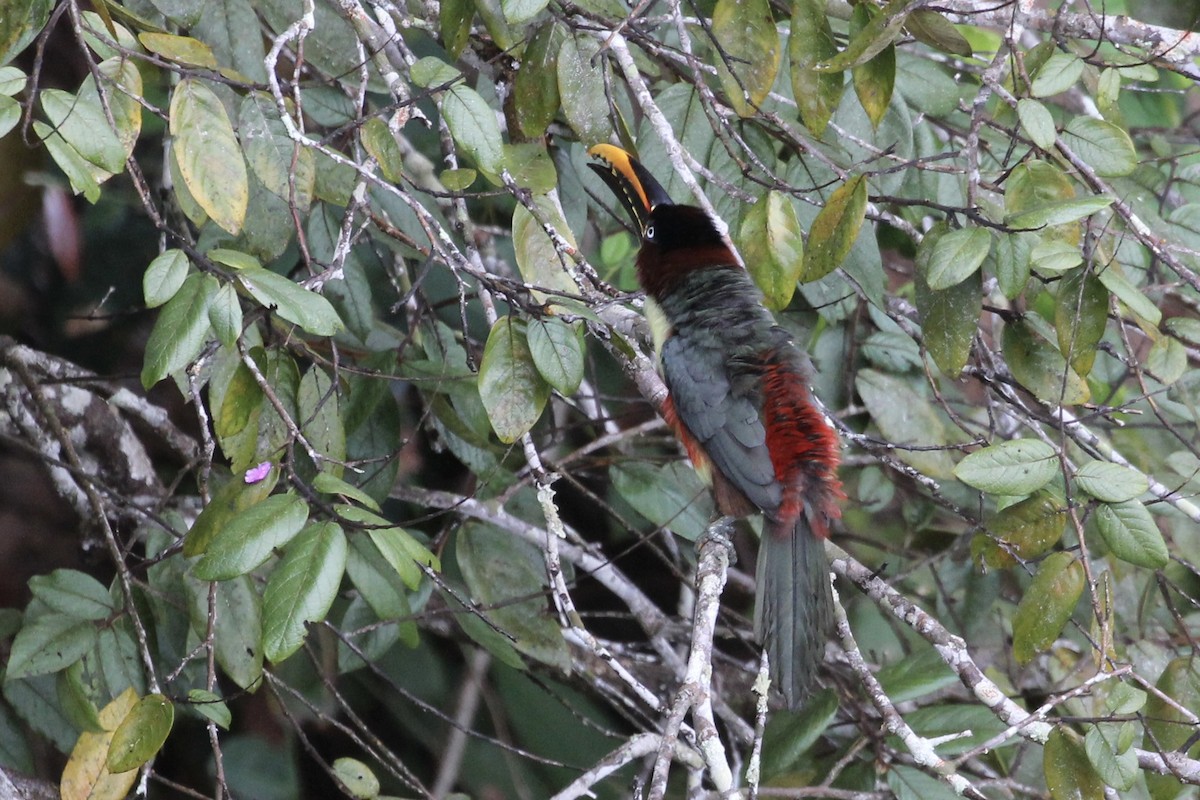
[587,144,673,235]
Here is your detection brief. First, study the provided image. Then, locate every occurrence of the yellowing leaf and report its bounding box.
[850,4,895,128]
[1013,551,1083,664]
[739,191,804,310]
[789,0,842,135]
[61,687,140,800]
[1044,727,1104,800]
[170,78,249,235]
[712,0,779,117]
[915,224,980,378]
[514,23,564,138]
[138,32,217,67]
[1002,317,1090,405]
[803,175,867,282]
[107,694,173,773]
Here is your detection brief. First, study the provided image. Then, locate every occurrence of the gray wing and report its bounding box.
[661,332,782,514]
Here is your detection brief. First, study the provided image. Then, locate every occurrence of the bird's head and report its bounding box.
[588,145,738,297]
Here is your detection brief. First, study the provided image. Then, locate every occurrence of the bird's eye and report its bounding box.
[645,225,655,240]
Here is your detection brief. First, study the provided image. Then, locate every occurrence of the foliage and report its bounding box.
[2,0,1200,797]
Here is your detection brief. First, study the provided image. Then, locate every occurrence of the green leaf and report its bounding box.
[856,369,955,478]
[0,65,26,95]
[815,0,908,72]
[850,4,895,128]
[1106,683,1147,715]
[140,272,216,388]
[143,249,189,308]
[33,120,101,202]
[1166,316,1200,346]
[1092,500,1168,568]
[183,471,278,557]
[904,10,971,57]
[106,693,173,774]
[345,535,418,634]
[28,570,114,621]
[1045,727,1104,800]
[457,520,571,671]
[208,283,243,347]
[915,225,979,378]
[1017,98,1057,149]
[503,142,557,193]
[739,191,804,310]
[442,84,504,175]
[237,267,343,336]
[1062,117,1138,177]
[184,572,263,690]
[789,0,843,135]
[1031,51,1083,97]
[1098,264,1160,327]
[556,32,611,146]
[1002,317,1090,405]
[500,0,547,26]
[0,0,52,67]
[0,95,18,139]
[313,472,380,511]
[440,168,476,191]
[955,439,1058,496]
[1074,461,1148,503]
[6,614,97,679]
[439,0,473,58]
[56,664,103,735]
[923,227,991,290]
[803,176,867,282]
[187,690,231,730]
[190,0,268,82]
[478,316,550,443]
[208,248,260,271]
[40,89,126,174]
[239,93,315,208]
[1030,239,1082,273]
[1007,196,1114,230]
[1013,551,1083,664]
[410,56,460,88]
[170,78,249,235]
[262,521,347,663]
[514,23,563,139]
[298,366,346,473]
[712,0,779,117]
[1085,723,1138,791]
[876,649,958,703]
[611,462,713,542]
[1145,335,1187,385]
[992,231,1032,299]
[332,757,381,800]
[338,505,439,590]
[1054,268,1106,375]
[512,196,580,303]
[526,316,584,395]
[361,117,405,184]
[1144,659,1200,800]
[192,493,310,580]
[760,689,838,779]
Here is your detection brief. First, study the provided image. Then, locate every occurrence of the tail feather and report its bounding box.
[755,516,833,708]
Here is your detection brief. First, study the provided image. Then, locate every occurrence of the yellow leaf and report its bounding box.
[61,687,141,800]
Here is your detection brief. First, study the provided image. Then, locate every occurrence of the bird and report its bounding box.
[588,144,843,707]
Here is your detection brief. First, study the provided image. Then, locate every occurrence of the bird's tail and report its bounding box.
[755,515,834,708]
